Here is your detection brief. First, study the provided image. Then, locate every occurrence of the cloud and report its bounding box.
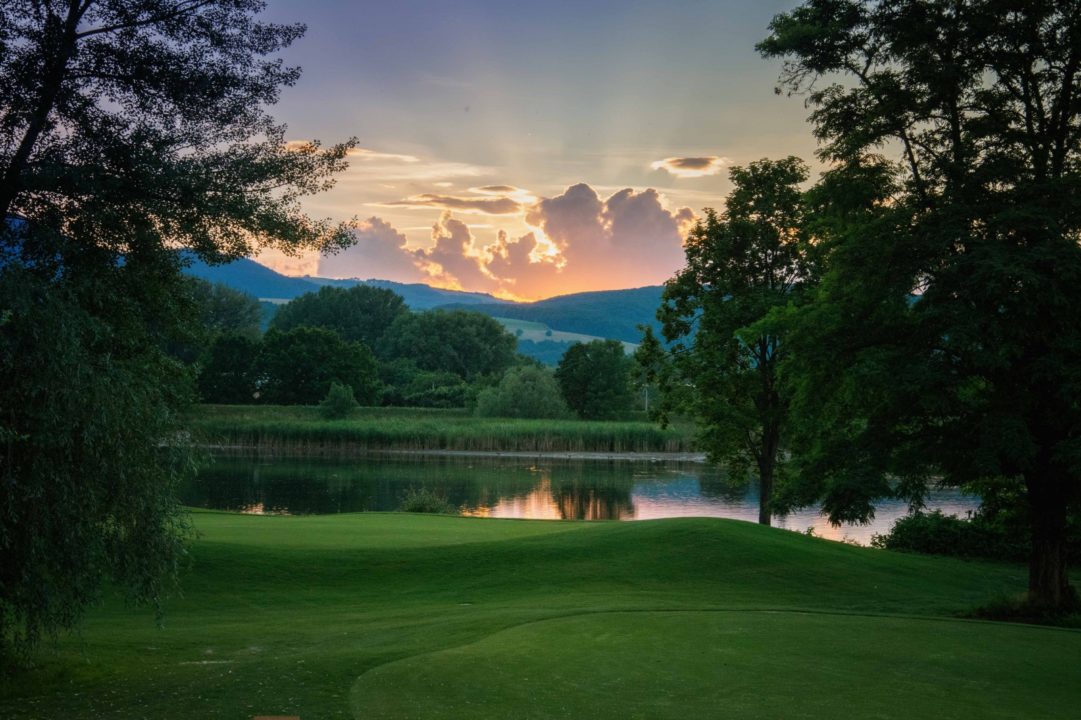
[317,217,427,283]
[650,156,728,178]
[415,184,695,298]
[345,147,421,163]
[381,193,523,215]
[300,183,696,300]
[471,185,520,194]
[413,212,498,291]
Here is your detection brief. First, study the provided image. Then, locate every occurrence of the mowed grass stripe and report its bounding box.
[2,513,1072,719]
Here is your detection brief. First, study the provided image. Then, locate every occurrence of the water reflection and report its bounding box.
[181,454,980,544]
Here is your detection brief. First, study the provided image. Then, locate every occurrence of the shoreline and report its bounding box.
[198,444,708,463]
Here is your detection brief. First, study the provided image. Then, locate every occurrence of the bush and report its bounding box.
[319,381,359,420]
[398,488,457,514]
[475,366,571,419]
[871,510,1030,562]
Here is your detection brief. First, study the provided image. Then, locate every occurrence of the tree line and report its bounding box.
[187,279,642,420]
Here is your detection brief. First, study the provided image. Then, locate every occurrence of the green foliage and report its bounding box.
[0,267,193,656]
[555,340,634,420]
[0,0,355,656]
[760,0,1081,605]
[258,327,380,406]
[476,366,572,419]
[319,381,360,420]
[659,158,814,523]
[197,332,262,404]
[398,488,457,514]
[187,278,263,339]
[873,510,1081,565]
[378,358,474,408]
[383,310,517,381]
[270,284,408,350]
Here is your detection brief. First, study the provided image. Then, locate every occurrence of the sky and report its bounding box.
[258,0,818,300]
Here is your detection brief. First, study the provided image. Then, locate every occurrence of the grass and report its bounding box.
[494,316,638,352]
[187,404,697,453]
[3,512,1078,719]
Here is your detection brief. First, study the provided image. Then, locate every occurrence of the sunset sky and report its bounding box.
[259,0,817,300]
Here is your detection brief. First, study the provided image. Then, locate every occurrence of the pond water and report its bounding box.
[183,453,981,544]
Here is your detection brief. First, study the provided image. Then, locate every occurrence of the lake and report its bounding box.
[183,453,980,544]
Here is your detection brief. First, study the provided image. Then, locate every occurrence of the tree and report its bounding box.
[660,158,814,525]
[760,0,1081,607]
[382,310,517,381]
[555,340,634,420]
[270,284,407,351]
[258,327,379,406]
[197,332,262,404]
[318,381,359,420]
[188,278,263,339]
[632,325,665,417]
[0,0,354,654]
[476,366,571,419]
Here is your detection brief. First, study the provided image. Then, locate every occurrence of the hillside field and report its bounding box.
[2,512,1078,719]
[494,316,637,352]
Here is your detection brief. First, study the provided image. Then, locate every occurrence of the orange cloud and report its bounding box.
[315,183,696,300]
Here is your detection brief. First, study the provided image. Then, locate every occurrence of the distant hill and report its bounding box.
[438,286,663,344]
[183,256,509,309]
[182,256,664,360]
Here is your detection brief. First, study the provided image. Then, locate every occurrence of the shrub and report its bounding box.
[475,366,571,419]
[398,488,457,514]
[319,381,359,420]
[871,510,1030,562]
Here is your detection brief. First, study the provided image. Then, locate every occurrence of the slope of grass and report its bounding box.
[188,404,697,453]
[2,513,1077,719]
[494,316,638,351]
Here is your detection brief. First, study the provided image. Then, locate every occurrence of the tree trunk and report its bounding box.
[757,454,774,526]
[1026,475,1075,609]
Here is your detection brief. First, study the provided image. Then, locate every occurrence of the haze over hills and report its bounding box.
[183,256,663,362]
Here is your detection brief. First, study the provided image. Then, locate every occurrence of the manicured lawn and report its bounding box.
[2,512,1078,719]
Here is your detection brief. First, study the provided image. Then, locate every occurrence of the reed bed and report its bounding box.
[187,404,697,454]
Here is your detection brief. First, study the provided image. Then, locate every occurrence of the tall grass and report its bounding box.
[187,404,697,454]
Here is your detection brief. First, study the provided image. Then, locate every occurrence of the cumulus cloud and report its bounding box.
[305,183,696,299]
[317,217,427,283]
[650,155,728,178]
[381,193,523,215]
[418,184,695,298]
[413,212,499,291]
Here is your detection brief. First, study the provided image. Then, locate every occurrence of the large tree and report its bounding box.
[760,0,1081,607]
[258,327,380,406]
[270,284,408,351]
[382,309,517,381]
[555,339,634,420]
[660,157,815,525]
[0,0,353,654]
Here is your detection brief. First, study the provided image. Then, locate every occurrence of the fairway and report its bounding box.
[354,611,1081,719]
[3,512,1078,719]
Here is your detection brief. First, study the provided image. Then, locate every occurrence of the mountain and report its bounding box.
[304,277,509,310]
[438,286,664,344]
[182,256,663,356]
[183,256,509,309]
[184,256,322,299]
